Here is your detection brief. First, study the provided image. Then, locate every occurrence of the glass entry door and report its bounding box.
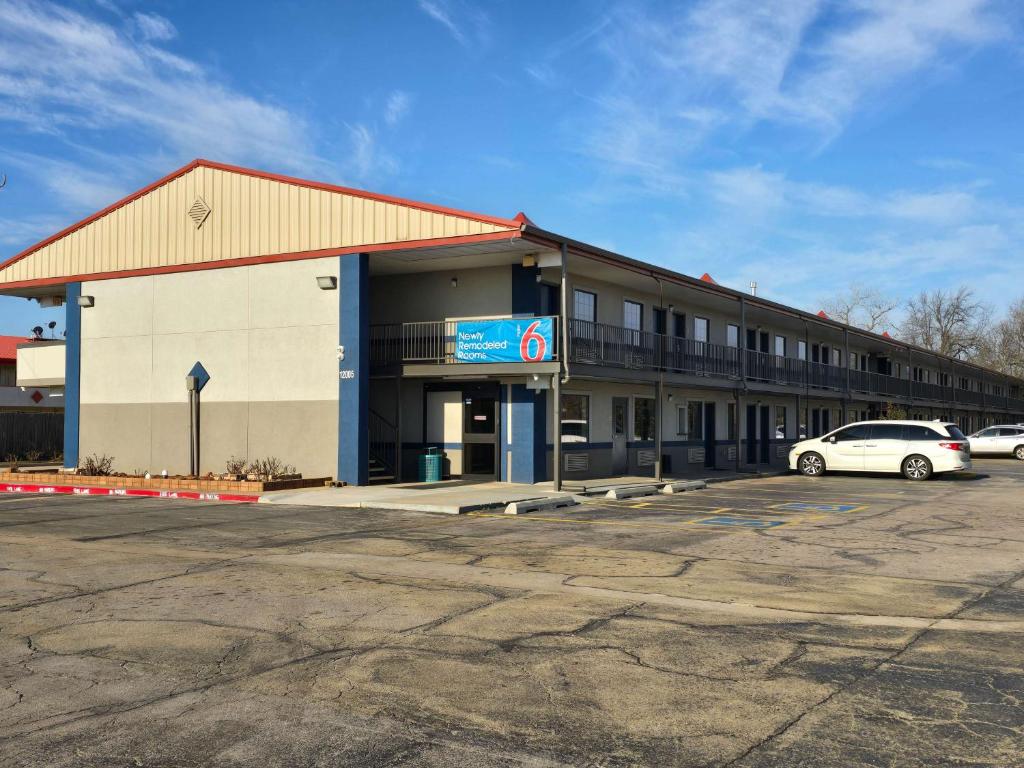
[462,386,499,477]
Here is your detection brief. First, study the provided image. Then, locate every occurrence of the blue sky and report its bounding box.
[1,0,1022,336]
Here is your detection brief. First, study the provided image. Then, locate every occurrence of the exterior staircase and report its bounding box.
[368,408,399,485]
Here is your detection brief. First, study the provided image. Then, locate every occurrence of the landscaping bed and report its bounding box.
[0,470,330,493]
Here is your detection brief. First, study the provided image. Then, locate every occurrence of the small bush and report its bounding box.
[880,402,908,421]
[246,457,296,480]
[226,456,247,475]
[24,449,44,462]
[80,454,115,476]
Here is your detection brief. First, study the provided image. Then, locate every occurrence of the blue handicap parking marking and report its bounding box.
[772,502,862,513]
[694,516,787,528]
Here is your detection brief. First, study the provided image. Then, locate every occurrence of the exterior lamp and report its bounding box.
[77,295,95,307]
[450,277,458,288]
[316,276,337,290]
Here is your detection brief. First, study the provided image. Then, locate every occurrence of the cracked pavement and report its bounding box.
[2,458,1024,766]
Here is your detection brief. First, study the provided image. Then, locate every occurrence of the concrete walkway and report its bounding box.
[260,480,577,515]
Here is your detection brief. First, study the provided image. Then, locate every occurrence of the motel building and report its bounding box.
[1,160,1023,489]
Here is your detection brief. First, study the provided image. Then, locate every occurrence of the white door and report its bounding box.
[969,427,1000,454]
[825,424,869,470]
[996,427,1024,454]
[864,423,909,472]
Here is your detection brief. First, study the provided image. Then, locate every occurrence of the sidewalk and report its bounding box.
[260,480,576,515]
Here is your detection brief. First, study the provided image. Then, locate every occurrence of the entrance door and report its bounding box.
[703,402,716,468]
[462,388,499,478]
[745,404,757,464]
[611,397,628,475]
[759,405,770,464]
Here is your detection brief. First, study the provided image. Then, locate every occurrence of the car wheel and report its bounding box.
[1015,445,1024,461]
[902,455,932,481]
[799,452,825,477]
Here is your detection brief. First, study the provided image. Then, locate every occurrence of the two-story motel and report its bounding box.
[1,159,1021,488]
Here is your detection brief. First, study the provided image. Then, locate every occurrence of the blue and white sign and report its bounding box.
[455,318,554,363]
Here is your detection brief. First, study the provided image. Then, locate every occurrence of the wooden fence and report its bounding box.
[0,412,63,460]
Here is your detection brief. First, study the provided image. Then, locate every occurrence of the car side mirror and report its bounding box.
[824,436,836,444]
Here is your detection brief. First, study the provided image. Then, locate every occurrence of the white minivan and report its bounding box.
[789,420,971,481]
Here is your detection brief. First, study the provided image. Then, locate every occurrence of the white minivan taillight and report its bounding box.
[938,441,965,451]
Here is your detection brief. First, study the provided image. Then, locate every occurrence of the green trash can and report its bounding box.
[419,447,442,482]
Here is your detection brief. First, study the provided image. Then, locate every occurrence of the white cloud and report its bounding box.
[133,11,176,41]
[384,90,412,127]
[416,0,489,48]
[0,0,322,177]
[346,123,397,182]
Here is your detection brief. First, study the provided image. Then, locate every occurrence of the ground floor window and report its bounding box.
[727,402,737,440]
[633,397,655,441]
[775,405,787,439]
[678,401,703,439]
[561,393,590,443]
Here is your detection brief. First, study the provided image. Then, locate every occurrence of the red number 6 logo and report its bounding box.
[519,320,547,362]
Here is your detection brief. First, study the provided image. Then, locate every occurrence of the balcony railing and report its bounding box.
[371,318,559,366]
[370,317,1024,415]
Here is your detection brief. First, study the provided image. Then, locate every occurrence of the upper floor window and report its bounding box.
[774,335,786,357]
[694,317,709,343]
[727,324,739,348]
[623,300,643,331]
[573,289,596,323]
[797,340,807,360]
[653,307,667,335]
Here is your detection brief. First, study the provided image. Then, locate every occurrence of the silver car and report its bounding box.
[967,425,1024,460]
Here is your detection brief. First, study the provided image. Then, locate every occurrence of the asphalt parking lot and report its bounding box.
[2,458,1024,767]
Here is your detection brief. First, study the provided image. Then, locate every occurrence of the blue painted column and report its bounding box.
[509,384,547,484]
[63,282,82,469]
[338,253,369,485]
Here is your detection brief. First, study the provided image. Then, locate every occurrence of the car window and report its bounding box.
[905,425,942,441]
[869,424,905,440]
[833,425,870,441]
[945,425,967,440]
[997,427,1021,437]
[976,428,998,438]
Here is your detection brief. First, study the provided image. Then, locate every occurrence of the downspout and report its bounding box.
[553,241,570,492]
[654,276,664,482]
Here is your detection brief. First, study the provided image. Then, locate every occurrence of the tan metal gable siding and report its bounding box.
[0,166,514,285]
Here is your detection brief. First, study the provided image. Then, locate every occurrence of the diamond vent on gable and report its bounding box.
[187,197,211,229]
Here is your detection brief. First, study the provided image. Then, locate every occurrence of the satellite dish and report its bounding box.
[0,174,6,190]
[31,326,43,339]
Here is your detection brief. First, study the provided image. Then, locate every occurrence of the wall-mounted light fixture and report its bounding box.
[535,270,543,283]
[76,295,95,308]
[667,304,675,314]
[667,393,674,402]
[450,277,458,288]
[316,276,337,290]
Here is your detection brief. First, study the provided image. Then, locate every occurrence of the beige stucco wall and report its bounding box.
[16,342,65,387]
[370,266,513,324]
[78,256,339,478]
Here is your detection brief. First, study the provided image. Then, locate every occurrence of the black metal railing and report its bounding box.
[368,409,398,478]
[370,317,560,366]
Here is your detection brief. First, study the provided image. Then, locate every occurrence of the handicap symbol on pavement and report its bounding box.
[693,516,787,528]
[771,502,863,513]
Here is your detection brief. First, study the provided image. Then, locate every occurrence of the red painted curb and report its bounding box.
[0,482,260,504]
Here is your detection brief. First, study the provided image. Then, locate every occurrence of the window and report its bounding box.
[633,397,655,440]
[797,340,807,361]
[573,289,596,323]
[904,424,942,441]
[775,406,787,439]
[727,324,739,348]
[694,317,709,343]
[831,349,841,367]
[834,424,870,442]
[868,423,904,440]
[849,352,857,369]
[727,402,737,440]
[684,401,703,440]
[653,307,667,335]
[0,363,15,387]
[774,335,786,357]
[624,300,643,331]
[540,283,560,316]
[560,393,590,443]
[998,427,1023,437]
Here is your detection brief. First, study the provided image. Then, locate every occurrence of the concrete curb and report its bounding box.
[704,470,790,485]
[661,480,707,494]
[605,485,661,500]
[504,495,579,515]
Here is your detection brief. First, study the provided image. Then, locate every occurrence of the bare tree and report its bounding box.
[900,286,991,359]
[821,283,899,333]
[978,298,1024,377]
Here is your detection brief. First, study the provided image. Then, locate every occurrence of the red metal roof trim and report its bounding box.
[0,159,522,275]
[817,310,829,319]
[699,273,717,284]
